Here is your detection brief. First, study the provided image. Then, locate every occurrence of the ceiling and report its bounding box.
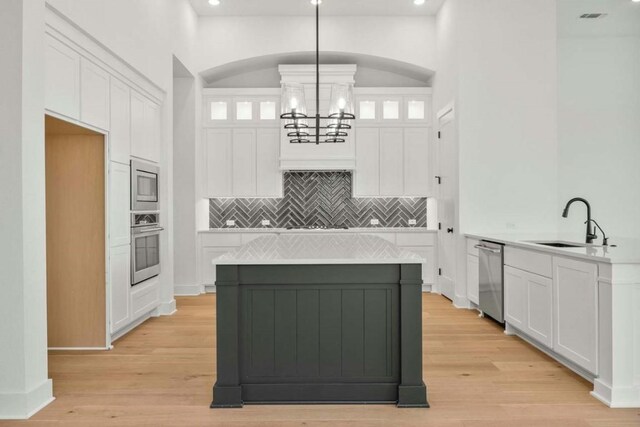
[188,0,445,17]
[558,0,640,37]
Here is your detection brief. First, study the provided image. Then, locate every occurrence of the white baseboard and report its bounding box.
[156,299,177,316]
[592,379,640,408]
[0,379,54,420]
[421,284,433,293]
[48,347,109,351]
[174,283,205,296]
[453,294,471,309]
[204,284,216,293]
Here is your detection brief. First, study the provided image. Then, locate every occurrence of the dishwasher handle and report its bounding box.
[474,244,501,254]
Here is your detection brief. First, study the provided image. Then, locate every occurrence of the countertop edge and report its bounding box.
[199,227,436,234]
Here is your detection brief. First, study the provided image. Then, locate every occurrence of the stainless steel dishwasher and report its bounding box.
[475,240,504,323]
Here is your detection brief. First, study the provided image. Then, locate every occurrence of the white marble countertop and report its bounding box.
[465,232,640,264]
[199,227,435,234]
[214,234,426,265]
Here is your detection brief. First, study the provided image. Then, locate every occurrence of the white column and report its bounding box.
[0,0,53,419]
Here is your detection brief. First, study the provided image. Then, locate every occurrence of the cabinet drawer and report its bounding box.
[396,232,435,247]
[131,277,160,319]
[504,246,552,278]
[467,239,480,256]
[201,233,243,247]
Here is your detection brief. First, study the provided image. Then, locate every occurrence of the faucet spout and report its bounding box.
[562,197,597,244]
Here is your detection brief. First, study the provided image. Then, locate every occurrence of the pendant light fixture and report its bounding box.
[280,1,356,144]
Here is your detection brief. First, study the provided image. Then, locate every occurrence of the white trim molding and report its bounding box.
[0,380,54,420]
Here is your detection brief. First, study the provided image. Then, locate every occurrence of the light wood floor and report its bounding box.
[4,294,639,426]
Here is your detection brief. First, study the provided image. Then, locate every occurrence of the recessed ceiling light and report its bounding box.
[632,0,640,3]
[414,0,426,5]
[311,0,322,5]
[208,0,220,5]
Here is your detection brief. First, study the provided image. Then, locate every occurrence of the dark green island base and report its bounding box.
[211,263,429,408]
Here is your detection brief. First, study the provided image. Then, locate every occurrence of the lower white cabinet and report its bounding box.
[401,245,435,286]
[466,254,479,305]
[504,266,553,348]
[109,245,131,334]
[201,246,238,285]
[131,277,160,319]
[553,257,598,374]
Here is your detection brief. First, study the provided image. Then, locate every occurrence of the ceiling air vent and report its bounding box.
[579,13,607,19]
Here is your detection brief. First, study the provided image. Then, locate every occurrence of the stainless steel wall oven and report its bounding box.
[131,213,162,285]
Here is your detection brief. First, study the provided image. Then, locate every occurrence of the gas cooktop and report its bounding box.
[285,225,349,230]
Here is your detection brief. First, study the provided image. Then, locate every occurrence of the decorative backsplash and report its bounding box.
[209,171,427,229]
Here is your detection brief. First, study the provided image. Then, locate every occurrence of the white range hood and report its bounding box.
[279,64,356,171]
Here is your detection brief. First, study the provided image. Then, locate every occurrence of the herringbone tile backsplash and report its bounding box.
[209,172,427,228]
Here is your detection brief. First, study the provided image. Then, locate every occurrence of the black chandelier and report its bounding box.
[280,2,356,144]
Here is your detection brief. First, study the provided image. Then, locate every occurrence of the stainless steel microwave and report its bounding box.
[131,160,159,211]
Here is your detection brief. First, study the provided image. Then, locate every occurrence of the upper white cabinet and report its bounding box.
[109,78,131,164]
[45,35,81,120]
[553,257,598,374]
[131,90,161,163]
[355,92,431,126]
[203,90,283,198]
[80,58,110,130]
[355,127,430,197]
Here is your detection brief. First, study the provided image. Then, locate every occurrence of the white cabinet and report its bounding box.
[403,128,430,196]
[109,244,131,333]
[232,129,257,196]
[553,257,598,374]
[131,277,160,319]
[109,78,131,164]
[45,35,80,120]
[201,246,238,285]
[204,127,283,198]
[466,254,479,305]
[131,90,161,163]
[205,129,233,197]
[80,58,110,130]
[379,128,404,196]
[504,265,553,348]
[109,162,131,247]
[256,128,282,197]
[354,127,430,197]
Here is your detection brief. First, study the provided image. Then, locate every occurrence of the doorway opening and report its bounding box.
[45,115,107,349]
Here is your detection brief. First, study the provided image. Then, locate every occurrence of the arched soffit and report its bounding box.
[200,51,435,87]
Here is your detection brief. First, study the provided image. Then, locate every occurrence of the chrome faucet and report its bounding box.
[562,197,598,244]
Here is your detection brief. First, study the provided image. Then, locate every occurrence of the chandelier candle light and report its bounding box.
[280,1,356,144]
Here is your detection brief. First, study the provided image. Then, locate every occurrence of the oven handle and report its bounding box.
[132,227,164,236]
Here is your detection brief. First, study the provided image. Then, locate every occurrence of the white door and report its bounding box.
[437,107,456,300]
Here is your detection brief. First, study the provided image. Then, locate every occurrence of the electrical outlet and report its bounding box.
[408,219,417,226]
[370,218,380,226]
[261,219,271,226]
[225,220,236,227]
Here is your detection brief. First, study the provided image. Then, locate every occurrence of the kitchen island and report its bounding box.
[210,234,429,408]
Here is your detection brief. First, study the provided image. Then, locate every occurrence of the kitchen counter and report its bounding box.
[199,227,436,234]
[465,232,640,264]
[215,234,426,265]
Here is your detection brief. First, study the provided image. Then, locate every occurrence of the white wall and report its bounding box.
[558,36,640,239]
[455,0,559,235]
[0,0,53,419]
[195,16,437,73]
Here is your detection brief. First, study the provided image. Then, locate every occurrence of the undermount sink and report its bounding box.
[526,240,598,248]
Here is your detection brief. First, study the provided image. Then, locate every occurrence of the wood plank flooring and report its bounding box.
[4,294,638,426]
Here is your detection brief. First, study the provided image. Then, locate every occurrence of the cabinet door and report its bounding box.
[109,78,131,164]
[404,128,430,197]
[45,36,80,119]
[130,90,146,160]
[144,99,161,163]
[354,128,380,196]
[256,128,281,197]
[379,128,404,196]
[109,244,131,333]
[80,58,110,130]
[109,162,131,247]
[201,247,238,285]
[504,266,526,330]
[553,257,598,374]
[232,129,257,197]
[467,255,480,305]
[526,271,553,348]
[205,129,233,197]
